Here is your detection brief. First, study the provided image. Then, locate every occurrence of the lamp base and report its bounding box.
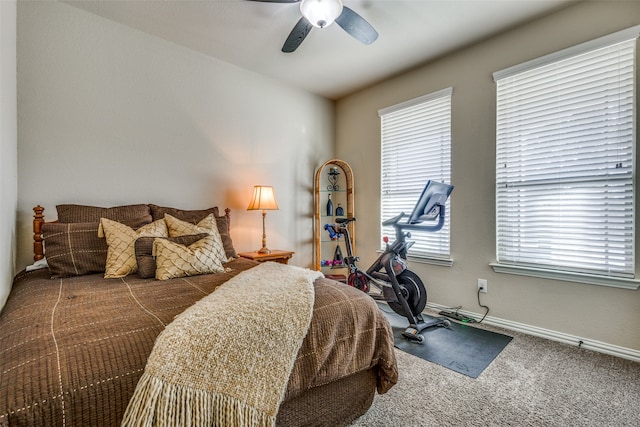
[257,247,272,254]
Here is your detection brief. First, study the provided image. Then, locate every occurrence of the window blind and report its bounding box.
[494,32,637,278]
[379,88,452,258]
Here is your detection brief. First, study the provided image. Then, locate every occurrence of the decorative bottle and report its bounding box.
[335,203,344,216]
[326,193,334,216]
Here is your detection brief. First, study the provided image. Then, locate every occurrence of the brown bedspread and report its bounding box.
[0,259,397,426]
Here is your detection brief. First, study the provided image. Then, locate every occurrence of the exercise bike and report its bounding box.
[324,180,454,343]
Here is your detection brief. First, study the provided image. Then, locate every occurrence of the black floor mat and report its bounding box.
[379,303,513,378]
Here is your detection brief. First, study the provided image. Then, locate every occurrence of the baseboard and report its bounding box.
[427,302,640,363]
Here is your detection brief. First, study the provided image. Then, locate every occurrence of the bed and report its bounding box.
[0,203,397,426]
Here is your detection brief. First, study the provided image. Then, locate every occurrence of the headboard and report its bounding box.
[32,205,232,262]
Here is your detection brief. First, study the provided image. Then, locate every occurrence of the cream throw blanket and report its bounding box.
[121,262,322,427]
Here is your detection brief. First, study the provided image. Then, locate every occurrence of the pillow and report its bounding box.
[135,234,208,279]
[57,204,152,225]
[149,204,219,224]
[99,218,168,278]
[153,235,226,280]
[213,215,237,259]
[43,222,107,278]
[42,214,162,278]
[149,204,237,259]
[164,214,228,264]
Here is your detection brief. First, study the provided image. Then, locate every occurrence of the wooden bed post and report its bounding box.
[33,205,45,261]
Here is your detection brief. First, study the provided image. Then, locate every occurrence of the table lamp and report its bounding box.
[247,185,279,254]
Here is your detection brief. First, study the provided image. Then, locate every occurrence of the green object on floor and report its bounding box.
[379,303,512,378]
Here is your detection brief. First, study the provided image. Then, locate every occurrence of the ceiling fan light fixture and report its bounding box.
[300,0,343,29]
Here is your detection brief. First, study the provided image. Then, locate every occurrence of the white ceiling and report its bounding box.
[63,0,577,100]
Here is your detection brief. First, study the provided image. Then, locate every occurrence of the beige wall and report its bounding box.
[16,1,334,273]
[9,0,640,353]
[0,0,17,309]
[336,1,640,351]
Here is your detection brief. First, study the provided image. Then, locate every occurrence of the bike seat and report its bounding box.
[336,217,356,224]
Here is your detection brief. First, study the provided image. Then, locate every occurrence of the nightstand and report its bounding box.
[237,250,294,264]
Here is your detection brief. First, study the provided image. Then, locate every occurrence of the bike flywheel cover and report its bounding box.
[387,270,427,317]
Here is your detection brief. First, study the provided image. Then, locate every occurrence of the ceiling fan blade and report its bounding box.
[335,6,378,45]
[282,17,314,53]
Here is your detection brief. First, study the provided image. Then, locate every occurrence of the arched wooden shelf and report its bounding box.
[314,159,354,274]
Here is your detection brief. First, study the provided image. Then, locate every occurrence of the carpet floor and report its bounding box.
[350,314,640,426]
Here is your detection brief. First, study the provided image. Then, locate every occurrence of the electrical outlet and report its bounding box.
[477,278,488,293]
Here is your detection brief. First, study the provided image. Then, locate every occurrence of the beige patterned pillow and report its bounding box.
[135,234,208,279]
[164,214,228,263]
[153,235,225,280]
[99,218,168,278]
[150,204,237,259]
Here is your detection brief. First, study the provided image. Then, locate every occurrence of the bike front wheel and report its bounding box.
[387,270,427,317]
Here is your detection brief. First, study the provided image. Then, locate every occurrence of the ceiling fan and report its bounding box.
[250,0,378,53]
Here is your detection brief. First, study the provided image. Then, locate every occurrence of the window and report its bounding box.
[378,88,452,262]
[493,26,638,288]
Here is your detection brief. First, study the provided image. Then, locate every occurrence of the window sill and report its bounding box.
[490,263,640,290]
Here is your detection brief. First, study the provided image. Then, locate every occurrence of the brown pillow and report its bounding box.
[43,222,107,278]
[42,214,157,278]
[135,234,208,279]
[149,204,219,224]
[214,215,237,259]
[57,204,152,225]
[149,204,237,259]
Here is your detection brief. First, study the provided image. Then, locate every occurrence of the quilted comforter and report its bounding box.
[0,258,397,426]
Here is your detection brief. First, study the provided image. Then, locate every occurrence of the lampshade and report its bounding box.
[300,0,343,28]
[247,186,279,211]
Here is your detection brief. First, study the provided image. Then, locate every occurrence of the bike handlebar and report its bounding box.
[381,213,405,227]
[382,204,448,234]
